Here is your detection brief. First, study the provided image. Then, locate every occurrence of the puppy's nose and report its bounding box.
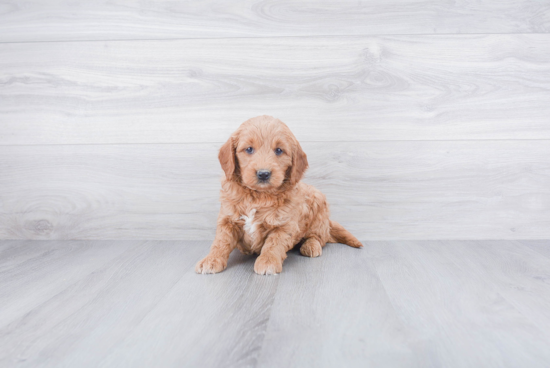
[257,170,271,181]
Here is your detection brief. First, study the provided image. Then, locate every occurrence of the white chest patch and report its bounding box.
[240,209,259,239]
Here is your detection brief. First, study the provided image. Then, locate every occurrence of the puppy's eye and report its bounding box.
[245,147,254,154]
[275,148,283,156]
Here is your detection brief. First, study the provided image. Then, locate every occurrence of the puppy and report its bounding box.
[196,115,362,275]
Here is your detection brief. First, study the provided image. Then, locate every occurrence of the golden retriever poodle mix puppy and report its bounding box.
[196,115,362,275]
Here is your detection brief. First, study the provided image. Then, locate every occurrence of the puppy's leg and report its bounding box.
[196,218,240,274]
[300,237,323,257]
[254,230,293,275]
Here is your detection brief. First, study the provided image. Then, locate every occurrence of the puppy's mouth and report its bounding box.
[251,178,280,191]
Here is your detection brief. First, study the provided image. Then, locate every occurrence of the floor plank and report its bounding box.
[0,0,548,42]
[2,141,549,240]
[1,35,550,145]
[2,240,550,367]
[0,241,206,367]
[257,244,417,367]
[443,240,550,341]
[98,243,279,368]
[0,240,138,329]
[367,240,550,368]
[518,239,550,260]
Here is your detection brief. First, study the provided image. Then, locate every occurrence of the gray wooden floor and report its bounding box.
[1,240,550,367]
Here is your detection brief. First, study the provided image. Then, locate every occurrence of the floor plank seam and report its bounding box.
[96,270,194,365]
[253,274,286,368]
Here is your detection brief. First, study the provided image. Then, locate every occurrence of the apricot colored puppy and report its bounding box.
[195,115,362,275]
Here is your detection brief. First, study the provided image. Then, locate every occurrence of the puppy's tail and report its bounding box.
[329,220,363,248]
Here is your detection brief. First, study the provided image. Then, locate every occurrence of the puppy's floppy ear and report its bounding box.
[289,140,308,185]
[219,135,237,181]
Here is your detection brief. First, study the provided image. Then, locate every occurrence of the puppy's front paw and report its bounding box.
[254,255,282,275]
[300,238,322,257]
[195,256,227,274]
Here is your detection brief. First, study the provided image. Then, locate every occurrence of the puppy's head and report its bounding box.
[218,115,308,192]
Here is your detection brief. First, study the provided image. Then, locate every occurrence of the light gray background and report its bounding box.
[1,0,549,241]
[2,2,550,368]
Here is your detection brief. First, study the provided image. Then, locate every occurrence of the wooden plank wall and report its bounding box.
[1,1,549,240]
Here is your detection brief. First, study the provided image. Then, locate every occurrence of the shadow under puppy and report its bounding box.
[196,115,362,275]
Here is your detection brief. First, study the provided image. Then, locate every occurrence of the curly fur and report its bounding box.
[196,115,362,275]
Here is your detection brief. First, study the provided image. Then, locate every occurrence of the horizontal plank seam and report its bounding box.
[2,138,550,147]
[0,239,547,243]
[1,32,550,45]
[3,238,549,242]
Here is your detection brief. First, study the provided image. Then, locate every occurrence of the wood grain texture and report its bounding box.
[0,240,275,367]
[520,239,550,259]
[0,240,139,329]
[2,35,550,145]
[2,240,550,367]
[257,243,415,367]
[99,245,278,368]
[0,0,548,42]
[367,240,550,368]
[443,240,550,342]
[1,140,549,240]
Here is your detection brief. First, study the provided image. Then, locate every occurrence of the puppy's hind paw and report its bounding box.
[195,256,227,274]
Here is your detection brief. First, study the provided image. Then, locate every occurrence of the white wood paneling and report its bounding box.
[0,0,548,42]
[1,2,549,241]
[1,35,550,145]
[1,141,548,240]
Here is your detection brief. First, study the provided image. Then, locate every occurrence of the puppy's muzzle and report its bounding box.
[257,170,271,182]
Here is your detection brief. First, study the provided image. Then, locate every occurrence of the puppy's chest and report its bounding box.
[239,208,260,240]
[237,207,286,243]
